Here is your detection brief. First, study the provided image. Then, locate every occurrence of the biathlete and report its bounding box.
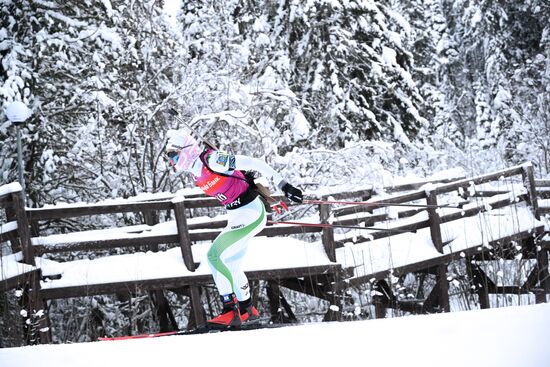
[165,129,303,327]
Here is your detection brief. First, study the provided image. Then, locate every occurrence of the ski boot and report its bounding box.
[239,298,260,323]
[207,293,242,328]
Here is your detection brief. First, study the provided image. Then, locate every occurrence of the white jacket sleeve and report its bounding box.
[234,155,286,188]
[205,151,287,189]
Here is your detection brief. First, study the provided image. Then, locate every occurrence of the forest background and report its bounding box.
[1,0,549,344]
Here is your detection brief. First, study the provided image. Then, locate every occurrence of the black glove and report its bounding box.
[281,182,303,203]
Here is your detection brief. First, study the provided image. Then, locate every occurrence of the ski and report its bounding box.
[98,330,181,341]
[98,320,297,341]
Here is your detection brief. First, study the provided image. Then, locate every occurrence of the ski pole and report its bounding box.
[167,108,218,149]
[267,220,416,233]
[302,198,455,209]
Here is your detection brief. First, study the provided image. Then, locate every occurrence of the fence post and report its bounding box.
[522,164,549,302]
[9,189,51,342]
[522,163,540,219]
[426,191,450,312]
[372,280,391,319]
[11,190,35,266]
[142,210,177,332]
[143,210,159,250]
[318,200,343,321]
[173,199,196,271]
[535,249,549,302]
[172,198,205,326]
[466,260,491,309]
[29,269,51,344]
[319,202,336,262]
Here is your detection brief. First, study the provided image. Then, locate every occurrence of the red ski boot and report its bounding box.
[207,293,242,328]
[239,298,260,323]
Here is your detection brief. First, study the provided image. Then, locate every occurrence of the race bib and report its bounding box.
[209,151,236,172]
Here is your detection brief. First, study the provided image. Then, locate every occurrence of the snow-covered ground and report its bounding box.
[1,303,549,367]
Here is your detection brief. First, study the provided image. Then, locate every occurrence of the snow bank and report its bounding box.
[1,303,548,367]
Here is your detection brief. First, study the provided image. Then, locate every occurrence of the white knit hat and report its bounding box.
[165,129,202,173]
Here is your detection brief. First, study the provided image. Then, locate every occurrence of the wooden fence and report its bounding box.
[329,164,549,316]
[1,163,549,344]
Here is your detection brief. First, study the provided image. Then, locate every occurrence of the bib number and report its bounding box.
[215,193,227,202]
